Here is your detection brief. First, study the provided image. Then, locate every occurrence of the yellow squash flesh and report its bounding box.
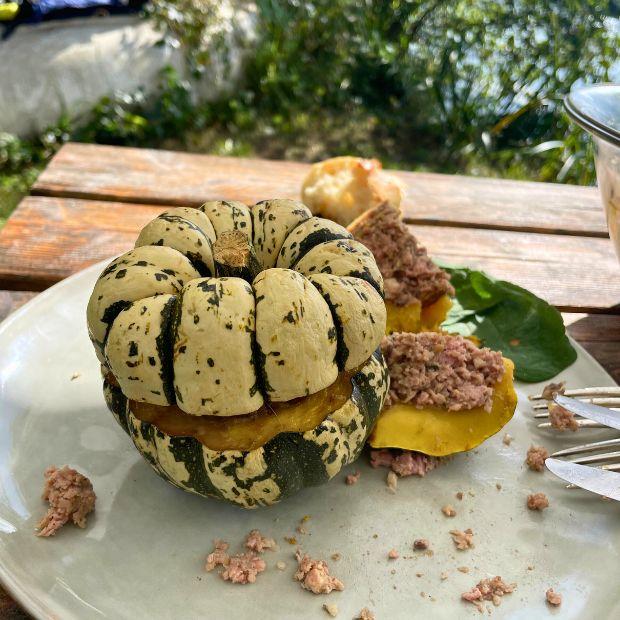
[369,358,517,456]
[385,294,452,334]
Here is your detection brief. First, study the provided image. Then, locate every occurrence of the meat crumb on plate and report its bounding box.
[294,550,344,594]
[548,402,579,432]
[36,466,96,537]
[388,548,399,559]
[276,561,287,570]
[205,539,230,571]
[323,603,339,617]
[386,471,398,493]
[221,552,266,584]
[458,566,470,574]
[370,448,439,477]
[502,433,513,446]
[345,470,361,485]
[413,539,429,551]
[331,553,341,561]
[456,491,463,501]
[527,493,549,511]
[541,381,566,400]
[462,576,516,612]
[450,529,474,550]
[442,504,457,517]
[355,608,375,620]
[245,529,276,553]
[440,572,448,581]
[525,445,549,472]
[546,588,562,606]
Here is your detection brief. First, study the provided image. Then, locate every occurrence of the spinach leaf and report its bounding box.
[440,265,577,382]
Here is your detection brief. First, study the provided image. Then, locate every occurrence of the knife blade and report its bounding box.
[545,458,620,501]
[554,395,620,431]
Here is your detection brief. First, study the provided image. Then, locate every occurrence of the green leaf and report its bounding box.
[441,265,577,382]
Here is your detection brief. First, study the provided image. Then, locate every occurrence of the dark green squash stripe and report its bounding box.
[156,294,180,406]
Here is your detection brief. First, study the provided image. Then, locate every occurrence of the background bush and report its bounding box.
[1,0,618,224]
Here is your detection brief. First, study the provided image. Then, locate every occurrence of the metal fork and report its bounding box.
[529,387,620,478]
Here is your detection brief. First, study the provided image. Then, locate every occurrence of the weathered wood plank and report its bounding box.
[0,196,618,312]
[32,143,608,237]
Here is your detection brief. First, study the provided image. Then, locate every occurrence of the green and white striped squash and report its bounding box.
[87,198,389,507]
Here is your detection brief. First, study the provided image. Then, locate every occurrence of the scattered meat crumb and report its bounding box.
[297,525,308,535]
[416,572,423,578]
[70,372,81,381]
[245,529,276,553]
[355,608,375,620]
[345,470,361,485]
[440,572,448,581]
[527,492,549,511]
[496,483,502,491]
[284,536,298,545]
[413,539,429,551]
[546,588,562,606]
[525,445,549,472]
[442,504,457,517]
[221,552,266,584]
[331,553,341,561]
[548,402,579,431]
[36,466,96,537]
[456,491,463,501]
[323,603,339,617]
[541,381,566,400]
[372,533,378,539]
[386,471,398,493]
[276,561,287,571]
[294,550,344,594]
[502,433,513,446]
[388,549,399,559]
[461,576,516,611]
[371,449,439,477]
[458,566,470,574]
[450,529,475,550]
[468,490,475,497]
[205,539,230,571]
[527,565,535,571]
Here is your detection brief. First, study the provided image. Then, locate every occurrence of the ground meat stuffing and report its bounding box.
[350,203,454,306]
[294,550,344,594]
[205,539,230,571]
[548,402,579,431]
[345,471,361,485]
[525,445,549,472]
[381,332,504,412]
[442,504,457,517]
[221,552,266,584]
[355,608,375,620]
[541,381,566,400]
[323,603,339,617]
[370,449,439,477]
[527,492,549,511]
[36,466,96,537]
[461,576,516,611]
[245,529,276,553]
[450,529,475,550]
[413,539,429,551]
[546,588,562,606]
[388,548,399,559]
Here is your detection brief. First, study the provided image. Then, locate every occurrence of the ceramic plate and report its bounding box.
[1,262,619,620]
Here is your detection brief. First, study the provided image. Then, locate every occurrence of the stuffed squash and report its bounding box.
[87,199,389,507]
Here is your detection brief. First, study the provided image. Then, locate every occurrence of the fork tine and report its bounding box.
[551,438,620,457]
[537,419,607,429]
[569,450,620,465]
[529,387,620,401]
[534,407,620,418]
[531,398,620,411]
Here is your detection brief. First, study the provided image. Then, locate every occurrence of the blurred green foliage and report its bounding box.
[1,0,618,225]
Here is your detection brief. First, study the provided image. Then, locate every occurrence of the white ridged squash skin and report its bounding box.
[295,238,384,296]
[161,207,217,244]
[105,294,177,405]
[200,200,253,239]
[172,277,263,416]
[135,214,215,276]
[253,268,338,401]
[87,246,200,363]
[276,216,352,268]
[308,274,386,371]
[251,199,311,268]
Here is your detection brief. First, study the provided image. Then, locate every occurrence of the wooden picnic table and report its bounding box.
[0,142,619,617]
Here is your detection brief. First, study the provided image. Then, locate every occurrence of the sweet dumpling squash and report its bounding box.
[87,199,389,507]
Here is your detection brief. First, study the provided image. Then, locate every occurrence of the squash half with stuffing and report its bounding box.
[370,332,517,456]
[349,203,454,334]
[88,199,389,508]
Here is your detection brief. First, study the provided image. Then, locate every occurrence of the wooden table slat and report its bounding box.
[32,143,609,237]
